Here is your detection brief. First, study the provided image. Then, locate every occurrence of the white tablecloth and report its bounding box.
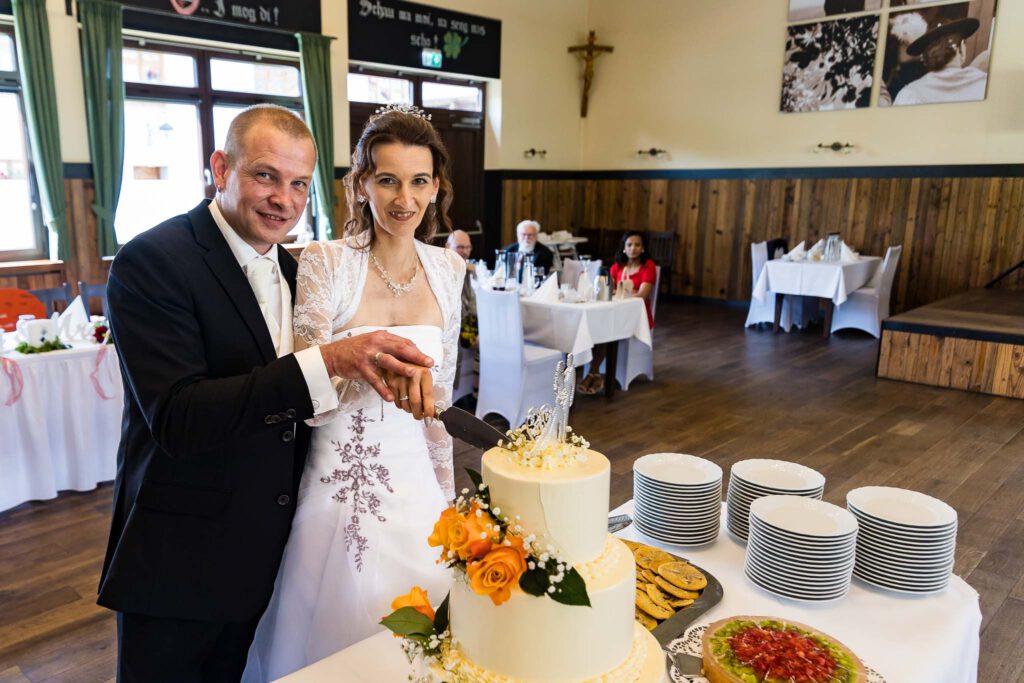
[520,297,651,366]
[1,334,122,513]
[278,500,979,683]
[753,257,880,306]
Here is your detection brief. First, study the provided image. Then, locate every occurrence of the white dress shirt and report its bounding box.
[209,200,337,415]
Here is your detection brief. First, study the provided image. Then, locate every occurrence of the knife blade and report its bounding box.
[435,405,508,450]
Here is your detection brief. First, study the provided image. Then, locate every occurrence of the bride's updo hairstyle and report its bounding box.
[343,106,454,246]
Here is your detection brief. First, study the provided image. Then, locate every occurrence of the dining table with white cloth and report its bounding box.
[274,501,980,683]
[520,296,651,397]
[0,333,122,513]
[752,256,880,337]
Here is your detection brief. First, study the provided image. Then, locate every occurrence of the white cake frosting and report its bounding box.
[482,446,610,566]
[443,445,665,683]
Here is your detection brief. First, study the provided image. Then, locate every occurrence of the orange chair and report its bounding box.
[0,288,47,332]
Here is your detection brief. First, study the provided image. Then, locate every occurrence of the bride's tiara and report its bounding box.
[373,103,432,121]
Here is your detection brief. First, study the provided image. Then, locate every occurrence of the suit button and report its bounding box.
[264,415,275,424]
[277,494,290,506]
[281,429,294,442]
[286,408,296,419]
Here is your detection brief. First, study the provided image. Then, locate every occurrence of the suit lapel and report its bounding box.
[277,245,298,305]
[189,201,277,363]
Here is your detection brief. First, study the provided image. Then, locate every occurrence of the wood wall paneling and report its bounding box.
[501,176,1024,313]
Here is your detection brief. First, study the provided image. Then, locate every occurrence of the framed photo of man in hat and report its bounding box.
[879,0,997,107]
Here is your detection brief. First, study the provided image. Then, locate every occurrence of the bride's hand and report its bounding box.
[382,366,435,420]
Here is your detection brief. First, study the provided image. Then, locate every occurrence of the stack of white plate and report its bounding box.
[632,453,723,547]
[745,495,858,602]
[726,459,825,541]
[847,486,958,594]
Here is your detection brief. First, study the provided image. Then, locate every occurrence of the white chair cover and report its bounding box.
[745,241,797,331]
[830,245,902,338]
[474,287,562,426]
[560,259,603,287]
[609,265,659,391]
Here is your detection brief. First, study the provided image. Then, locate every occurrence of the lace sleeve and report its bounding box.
[423,250,466,500]
[294,241,375,426]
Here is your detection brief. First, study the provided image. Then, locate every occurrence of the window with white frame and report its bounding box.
[116,42,314,244]
[0,27,47,262]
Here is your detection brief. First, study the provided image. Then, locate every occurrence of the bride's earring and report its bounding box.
[430,195,437,204]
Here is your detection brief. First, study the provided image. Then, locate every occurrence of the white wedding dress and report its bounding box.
[242,236,465,682]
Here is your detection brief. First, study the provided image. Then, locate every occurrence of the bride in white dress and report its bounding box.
[243,107,464,682]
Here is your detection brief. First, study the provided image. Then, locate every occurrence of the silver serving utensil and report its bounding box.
[664,649,703,677]
[607,514,632,534]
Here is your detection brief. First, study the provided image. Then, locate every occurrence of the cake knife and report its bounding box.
[433,405,508,450]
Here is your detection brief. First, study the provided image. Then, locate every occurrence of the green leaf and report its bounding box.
[380,606,436,638]
[550,567,591,607]
[434,592,450,634]
[518,566,550,597]
[466,468,490,507]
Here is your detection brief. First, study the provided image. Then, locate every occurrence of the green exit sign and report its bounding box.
[421,48,443,69]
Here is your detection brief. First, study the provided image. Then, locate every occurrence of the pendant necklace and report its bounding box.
[370,250,419,297]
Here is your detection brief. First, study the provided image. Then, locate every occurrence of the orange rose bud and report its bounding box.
[466,539,528,606]
[428,506,461,558]
[390,586,435,621]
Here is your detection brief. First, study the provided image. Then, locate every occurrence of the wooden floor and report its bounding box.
[3,300,1023,682]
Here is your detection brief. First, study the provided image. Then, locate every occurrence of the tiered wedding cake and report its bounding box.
[444,444,665,682]
[383,358,664,682]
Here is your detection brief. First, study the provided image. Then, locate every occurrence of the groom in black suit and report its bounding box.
[98,105,434,682]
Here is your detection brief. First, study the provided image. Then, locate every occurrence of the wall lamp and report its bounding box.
[636,148,668,158]
[816,141,854,154]
[523,148,547,159]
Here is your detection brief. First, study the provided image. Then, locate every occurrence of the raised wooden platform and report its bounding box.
[878,290,1024,399]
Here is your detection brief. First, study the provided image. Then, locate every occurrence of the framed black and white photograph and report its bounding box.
[788,0,882,22]
[781,15,880,113]
[879,0,997,107]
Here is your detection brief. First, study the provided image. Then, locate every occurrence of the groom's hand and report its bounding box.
[319,331,434,404]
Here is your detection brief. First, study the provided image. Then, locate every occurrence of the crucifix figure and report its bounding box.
[568,31,613,118]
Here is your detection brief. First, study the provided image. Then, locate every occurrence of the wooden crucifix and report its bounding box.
[568,31,613,118]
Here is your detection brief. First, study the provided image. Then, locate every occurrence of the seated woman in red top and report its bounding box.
[577,231,657,395]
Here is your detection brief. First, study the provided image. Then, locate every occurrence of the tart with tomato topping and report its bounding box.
[701,616,868,683]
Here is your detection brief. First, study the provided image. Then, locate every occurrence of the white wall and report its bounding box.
[44,0,1024,169]
[582,0,1024,169]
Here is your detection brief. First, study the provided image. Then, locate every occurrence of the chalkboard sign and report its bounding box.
[349,0,501,79]
[119,0,321,34]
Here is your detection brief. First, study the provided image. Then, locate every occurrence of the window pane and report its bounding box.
[422,82,482,112]
[116,100,205,244]
[210,58,301,97]
[0,34,15,72]
[122,48,197,87]
[0,93,37,253]
[212,104,313,237]
[347,73,413,105]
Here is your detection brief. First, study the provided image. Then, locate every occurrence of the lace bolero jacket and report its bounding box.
[292,233,466,500]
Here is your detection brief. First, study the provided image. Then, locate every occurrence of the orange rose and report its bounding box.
[466,537,528,606]
[390,586,435,621]
[428,504,499,562]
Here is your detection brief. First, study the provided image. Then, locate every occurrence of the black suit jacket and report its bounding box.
[502,241,555,273]
[98,200,315,622]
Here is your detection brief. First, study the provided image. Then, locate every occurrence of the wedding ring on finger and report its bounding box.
[373,351,383,367]
[399,395,410,402]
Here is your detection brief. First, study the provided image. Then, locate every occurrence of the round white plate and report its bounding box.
[731,459,825,492]
[853,573,950,595]
[750,495,858,538]
[634,471,723,492]
[744,565,850,602]
[634,453,723,486]
[853,565,951,590]
[748,513,858,544]
[731,479,825,499]
[847,486,957,528]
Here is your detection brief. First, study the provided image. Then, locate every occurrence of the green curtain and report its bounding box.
[12,0,70,261]
[296,32,336,240]
[78,0,124,257]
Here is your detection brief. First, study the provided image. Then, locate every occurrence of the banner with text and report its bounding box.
[116,0,321,34]
[349,0,500,78]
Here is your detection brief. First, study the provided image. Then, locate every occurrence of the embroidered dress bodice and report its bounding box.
[292,234,465,498]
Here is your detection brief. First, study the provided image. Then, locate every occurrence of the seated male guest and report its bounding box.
[503,219,554,274]
[446,230,478,402]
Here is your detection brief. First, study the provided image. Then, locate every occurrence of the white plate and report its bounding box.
[731,479,825,499]
[747,554,855,583]
[633,518,720,543]
[634,471,723,492]
[853,565,952,590]
[634,487,723,507]
[748,536,857,565]
[744,566,851,602]
[855,534,956,559]
[634,495,723,514]
[847,486,957,528]
[731,459,825,492]
[748,513,858,544]
[750,495,858,538]
[853,573,950,595]
[633,453,723,486]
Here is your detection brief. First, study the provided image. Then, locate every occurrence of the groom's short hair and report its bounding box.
[223,103,317,165]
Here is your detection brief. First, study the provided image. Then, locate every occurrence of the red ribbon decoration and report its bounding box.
[90,345,116,401]
[2,356,23,406]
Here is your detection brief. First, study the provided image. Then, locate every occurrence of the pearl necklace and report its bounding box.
[370,250,419,297]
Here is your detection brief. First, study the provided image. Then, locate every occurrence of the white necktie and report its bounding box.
[246,257,281,354]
